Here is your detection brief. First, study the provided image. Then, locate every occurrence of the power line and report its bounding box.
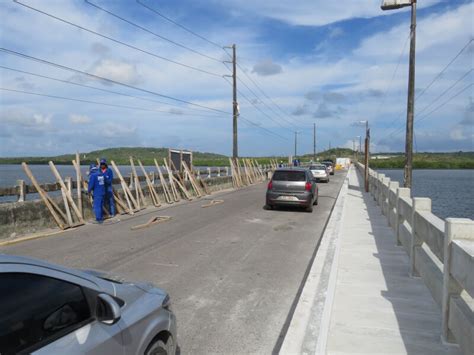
[84,0,223,63]
[13,0,223,78]
[239,116,289,141]
[415,38,473,101]
[1,47,229,114]
[0,65,223,117]
[416,83,473,125]
[136,0,224,49]
[416,68,473,116]
[0,87,223,118]
[377,39,473,143]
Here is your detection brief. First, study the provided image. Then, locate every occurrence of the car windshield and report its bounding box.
[272,171,306,181]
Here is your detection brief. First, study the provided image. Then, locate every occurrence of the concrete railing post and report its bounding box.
[388,181,399,227]
[381,177,390,216]
[150,172,155,185]
[207,167,211,179]
[410,197,432,277]
[396,187,411,246]
[441,218,472,344]
[16,179,26,202]
[217,168,221,177]
[225,167,229,176]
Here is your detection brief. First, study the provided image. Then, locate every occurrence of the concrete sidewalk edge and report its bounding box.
[280,167,350,354]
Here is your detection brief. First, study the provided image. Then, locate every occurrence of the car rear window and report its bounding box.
[272,171,306,181]
[310,165,326,170]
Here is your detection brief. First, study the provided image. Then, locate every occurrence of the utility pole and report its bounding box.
[404,1,416,188]
[294,131,298,159]
[364,122,370,193]
[313,123,316,162]
[231,44,238,159]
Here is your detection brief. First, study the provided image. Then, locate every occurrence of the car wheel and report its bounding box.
[146,335,174,355]
[264,204,273,210]
[305,205,313,213]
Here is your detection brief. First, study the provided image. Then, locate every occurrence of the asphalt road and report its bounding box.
[2,170,346,354]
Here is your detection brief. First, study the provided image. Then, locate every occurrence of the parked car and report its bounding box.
[0,255,177,355]
[309,164,330,183]
[266,168,318,212]
[321,161,335,175]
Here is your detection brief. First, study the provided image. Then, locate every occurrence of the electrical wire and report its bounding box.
[0,87,224,117]
[13,0,223,78]
[84,0,223,63]
[0,65,224,117]
[136,0,224,49]
[0,47,229,114]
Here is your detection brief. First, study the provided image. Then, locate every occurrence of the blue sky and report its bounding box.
[0,0,472,157]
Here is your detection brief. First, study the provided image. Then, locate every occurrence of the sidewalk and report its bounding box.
[281,167,460,354]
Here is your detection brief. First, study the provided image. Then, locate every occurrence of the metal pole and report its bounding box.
[313,123,316,161]
[232,44,238,159]
[359,136,362,158]
[404,1,416,188]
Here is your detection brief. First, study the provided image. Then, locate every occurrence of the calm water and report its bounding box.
[378,169,474,220]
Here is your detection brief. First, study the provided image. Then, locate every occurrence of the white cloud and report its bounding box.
[212,0,442,26]
[252,58,283,76]
[89,59,142,85]
[69,114,92,124]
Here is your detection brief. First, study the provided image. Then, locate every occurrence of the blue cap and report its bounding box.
[100,158,107,165]
[89,164,98,172]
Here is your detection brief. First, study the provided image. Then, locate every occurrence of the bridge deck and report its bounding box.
[325,168,460,354]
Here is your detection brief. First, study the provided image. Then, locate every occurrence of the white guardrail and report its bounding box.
[356,163,473,355]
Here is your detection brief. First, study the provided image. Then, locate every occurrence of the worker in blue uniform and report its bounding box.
[88,164,105,223]
[99,158,115,217]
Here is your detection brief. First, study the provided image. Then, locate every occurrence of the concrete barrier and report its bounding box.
[0,176,233,240]
[356,162,473,355]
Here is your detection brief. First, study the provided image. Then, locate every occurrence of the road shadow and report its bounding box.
[352,169,459,354]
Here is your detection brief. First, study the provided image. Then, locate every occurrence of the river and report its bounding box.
[377,169,473,220]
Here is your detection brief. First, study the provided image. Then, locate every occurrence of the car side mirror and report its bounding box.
[97,293,121,325]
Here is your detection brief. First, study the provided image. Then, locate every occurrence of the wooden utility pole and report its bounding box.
[232,44,238,159]
[365,127,370,193]
[404,0,417,188]
[313,123,316,161]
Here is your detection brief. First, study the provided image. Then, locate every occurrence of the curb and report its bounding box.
[279,167,350,354]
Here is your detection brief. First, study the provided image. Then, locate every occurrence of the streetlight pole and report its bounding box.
[381,0,416,188]
[294,131,298,159]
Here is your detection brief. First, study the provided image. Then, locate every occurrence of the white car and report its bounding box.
[309,165,330,183]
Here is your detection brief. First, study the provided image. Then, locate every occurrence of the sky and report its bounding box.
[0,0,472,157]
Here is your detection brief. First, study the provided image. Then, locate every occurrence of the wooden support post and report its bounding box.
[138,159,161,207]
[154,159,173,204]
[22,162,67,230]
[130,157,146,208]
[74,152,83,218]
[169,159,192,200]
[16,179,25,202]
[163,159,180,202]
[49,161,84,224]
[110,160,138,214]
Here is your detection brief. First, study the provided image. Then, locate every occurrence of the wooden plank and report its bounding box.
[110,160,138,214]
[74,152,83,218]
[130,157,146,208]
[49,161,85,224]
[182,161,204,197]
[22,162,67,230]
[131,216,171,231]
[154,159,173,204]
[138,159,161,207]
[163,158,180,201]
[169,159,192,198]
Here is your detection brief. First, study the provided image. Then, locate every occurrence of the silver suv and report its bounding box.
[0,255,177,355]
[265,168,318,212]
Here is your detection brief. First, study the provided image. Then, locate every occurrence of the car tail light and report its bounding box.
[268,181,273,190]
[305,182,312,191]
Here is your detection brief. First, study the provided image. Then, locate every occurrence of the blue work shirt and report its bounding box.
[88,169,106,197]
[101,167,114,192]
